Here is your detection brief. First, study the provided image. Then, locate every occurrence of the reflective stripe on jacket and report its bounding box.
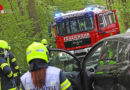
[60,78,71,90]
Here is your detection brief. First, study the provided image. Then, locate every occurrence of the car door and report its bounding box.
[49,48,82,90]
[82,40,121,90]
[115,41,130,90]
[81,42,104,90]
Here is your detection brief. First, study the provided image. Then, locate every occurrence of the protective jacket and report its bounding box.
[6,52,20,88]
[46,45,54,65]
[0,57,17,90]
[21,66,72,90]
[99,48,116,66]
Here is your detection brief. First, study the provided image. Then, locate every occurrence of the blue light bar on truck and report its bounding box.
[54,12,62,18]
[84,7,94,11]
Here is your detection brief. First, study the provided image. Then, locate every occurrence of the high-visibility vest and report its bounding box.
[21,66,61,90]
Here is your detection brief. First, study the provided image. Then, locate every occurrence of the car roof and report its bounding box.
[98,32,130,44]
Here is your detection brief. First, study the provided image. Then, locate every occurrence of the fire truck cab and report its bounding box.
[49,5,120,56]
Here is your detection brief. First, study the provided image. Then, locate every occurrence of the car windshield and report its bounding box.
[56,14,95,36]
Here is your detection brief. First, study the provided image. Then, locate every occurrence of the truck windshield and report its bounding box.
[56,16,94,36]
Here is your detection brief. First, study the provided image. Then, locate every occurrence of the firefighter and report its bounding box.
[21,42,72,90]
[96,48,116,75]
[41,39,52,52]
[97,46,117,75]
[7,47,21,89]
[99,47,116,66]
[41,39,48,46]
[41,39,54,65]
[0,40,21,89]
[0,40,17,89]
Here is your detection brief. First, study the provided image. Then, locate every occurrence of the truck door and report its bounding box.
[97,14,107,39]
[103,11,119,36]
[97,11,119,40]
[111,10,120,34]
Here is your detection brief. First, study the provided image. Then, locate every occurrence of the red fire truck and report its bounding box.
[48,5,120,55]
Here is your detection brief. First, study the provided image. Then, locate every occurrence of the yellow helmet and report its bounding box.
[8,46,11,50]
[0,40,8,54]
[41,39,47,45]
[26,42,49,64]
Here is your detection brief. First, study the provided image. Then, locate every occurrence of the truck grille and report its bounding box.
[64,38,91,48]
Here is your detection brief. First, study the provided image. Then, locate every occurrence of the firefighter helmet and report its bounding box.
[0,40,9,54]
[26,42,49,64]
[41,39,47,45]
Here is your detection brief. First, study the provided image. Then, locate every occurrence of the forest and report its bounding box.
[0,0,130,73]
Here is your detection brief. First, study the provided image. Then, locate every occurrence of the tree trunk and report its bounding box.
[51,0,55,5]
[27,0,41,36]
[8,0,18,22]
[121,0,126,2]
[106,0,109,9]
[112,0,114,4]
[17,0,24,16]
[107,0,112,10]
[121,0,129,30]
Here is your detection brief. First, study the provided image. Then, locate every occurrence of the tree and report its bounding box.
[27,0,41,36]
[8,0,18,22]
[17,0,24,16]
[120,0,129,29]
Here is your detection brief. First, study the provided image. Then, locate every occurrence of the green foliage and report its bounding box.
[0,0,36,73]
[107,0,130,32]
